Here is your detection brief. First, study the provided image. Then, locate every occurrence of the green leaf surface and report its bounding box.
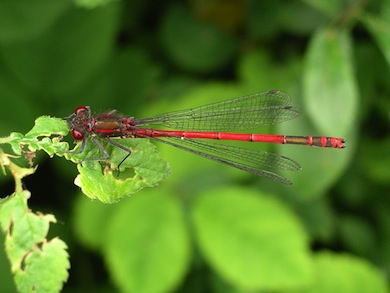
[0,230,17,293]
[160,5,237,73]
[303,28,358,135]
[361,14,390,68]
[7,132,24,155]
[104,191,190,293]
[14,238,69,293]
[1,191,54,269]
[192,187,312,291]
[23,116,69,157]
[73,139,170,203]
[0,191,69,293]
[25,116,69,138]
[303,252,387,293]
[1,117,69,159]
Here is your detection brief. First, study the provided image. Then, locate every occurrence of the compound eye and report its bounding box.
[74,106,89,115]
[72,129,84,140]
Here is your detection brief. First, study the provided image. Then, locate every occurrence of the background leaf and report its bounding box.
[192,187,312,291]
[160,5,237,73]
[104,191,190,293]
[303,28,358,135]
[304,252,388,293]
[361,14,390,67]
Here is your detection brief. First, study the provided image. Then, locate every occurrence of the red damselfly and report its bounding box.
[64,90,345,184]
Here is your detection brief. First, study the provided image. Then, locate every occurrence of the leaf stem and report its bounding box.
[332,0,369,29]
[0,151,36,193]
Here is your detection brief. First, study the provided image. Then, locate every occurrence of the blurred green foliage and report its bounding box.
[1,0,390,292]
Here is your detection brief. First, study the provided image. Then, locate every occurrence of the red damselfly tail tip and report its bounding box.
[330,137,346,149]
[332,137,346,148]
[341,138,346,147]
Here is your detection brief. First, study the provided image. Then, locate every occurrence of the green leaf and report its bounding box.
[73,139,170,203]
[0,191,69,293]
[0,230,17,293]
[160,5,237,73]
[303,28,358,135]
[23,117,69,157]
[104,191,190,293]
[1,117,69,159]
[25,116,68,138]
[7,132,24,155]
[14,238,69,293]
[303,252,388,293]
[361,14,390,68]
[192,187,312,291]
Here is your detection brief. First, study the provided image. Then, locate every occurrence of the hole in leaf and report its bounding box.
[117,167,136,179]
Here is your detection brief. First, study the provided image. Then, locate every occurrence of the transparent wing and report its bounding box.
[135,90,302,131]
[140,135,301,185]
